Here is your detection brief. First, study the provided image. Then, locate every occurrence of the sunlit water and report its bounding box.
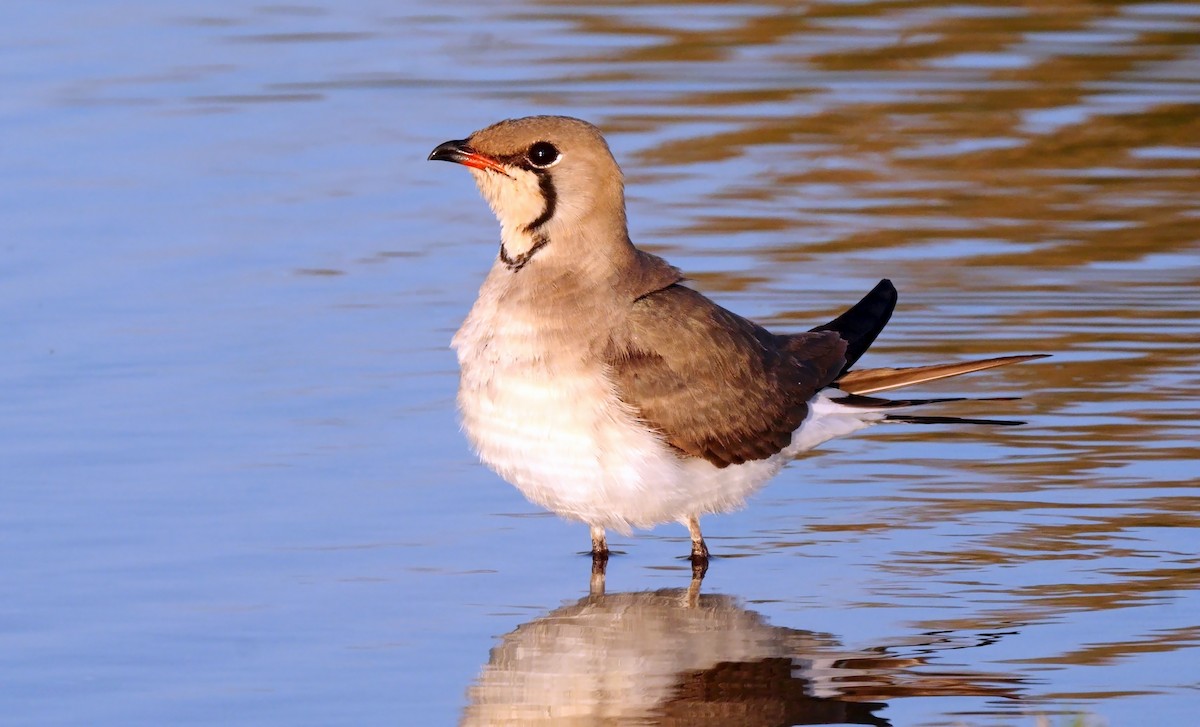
[3,2,1198,725]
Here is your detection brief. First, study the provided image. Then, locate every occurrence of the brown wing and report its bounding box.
[605,285,847,468]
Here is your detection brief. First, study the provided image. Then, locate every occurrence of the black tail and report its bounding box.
[885,414,1026,426]
[838,393,1020,409]
[837,392,1026,425]
[810,279,897,375]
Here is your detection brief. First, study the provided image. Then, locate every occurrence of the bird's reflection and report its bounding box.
[462,566,1022,726]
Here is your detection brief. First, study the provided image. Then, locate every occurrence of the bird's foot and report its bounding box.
[589,524,609,560]
[684,515,710,567]
[689,537,710,577]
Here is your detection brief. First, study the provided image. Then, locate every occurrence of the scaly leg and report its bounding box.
[683,514,709,563]
[590,524,609,557]
[589,524,609,591]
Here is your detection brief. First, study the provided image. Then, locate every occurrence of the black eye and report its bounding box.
[527,141,560,169]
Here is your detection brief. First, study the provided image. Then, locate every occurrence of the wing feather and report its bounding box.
[606,285,847,468]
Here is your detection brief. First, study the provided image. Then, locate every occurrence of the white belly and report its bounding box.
[458,355,681,531]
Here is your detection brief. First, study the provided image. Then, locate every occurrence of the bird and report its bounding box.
[428,115,1045,565]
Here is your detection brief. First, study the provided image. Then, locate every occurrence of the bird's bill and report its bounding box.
[427,139,509,176]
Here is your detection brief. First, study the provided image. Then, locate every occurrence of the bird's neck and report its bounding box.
[498,224,548,273]
[486,228,680,320]
[497,203,632,276]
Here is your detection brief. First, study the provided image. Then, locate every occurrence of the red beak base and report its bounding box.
[428,139,510,177]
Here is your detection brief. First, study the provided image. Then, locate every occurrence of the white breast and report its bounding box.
[452,275,685,532]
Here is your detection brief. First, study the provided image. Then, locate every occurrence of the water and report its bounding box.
[2,1,1198,725]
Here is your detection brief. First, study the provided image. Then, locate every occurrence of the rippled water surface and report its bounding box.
[3,2,1198,725]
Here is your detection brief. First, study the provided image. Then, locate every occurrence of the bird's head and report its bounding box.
[429,116,628,268]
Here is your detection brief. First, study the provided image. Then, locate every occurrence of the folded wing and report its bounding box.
[606,285,847,468]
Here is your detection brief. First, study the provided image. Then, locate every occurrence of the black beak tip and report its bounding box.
[428,139,470,163]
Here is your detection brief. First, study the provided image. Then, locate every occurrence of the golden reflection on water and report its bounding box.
[462,0,1199,722]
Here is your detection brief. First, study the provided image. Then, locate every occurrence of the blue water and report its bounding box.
[3,2,1198,725]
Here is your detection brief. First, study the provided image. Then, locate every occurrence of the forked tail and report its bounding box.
[829,355,1049,426]
[811,278,1049,426]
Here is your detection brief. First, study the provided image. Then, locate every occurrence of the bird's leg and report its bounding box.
[589,525,609,593]
[590,524,609,557]
[683,515,709,564]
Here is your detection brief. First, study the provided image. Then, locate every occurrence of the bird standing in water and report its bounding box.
[429,115,1044,567]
